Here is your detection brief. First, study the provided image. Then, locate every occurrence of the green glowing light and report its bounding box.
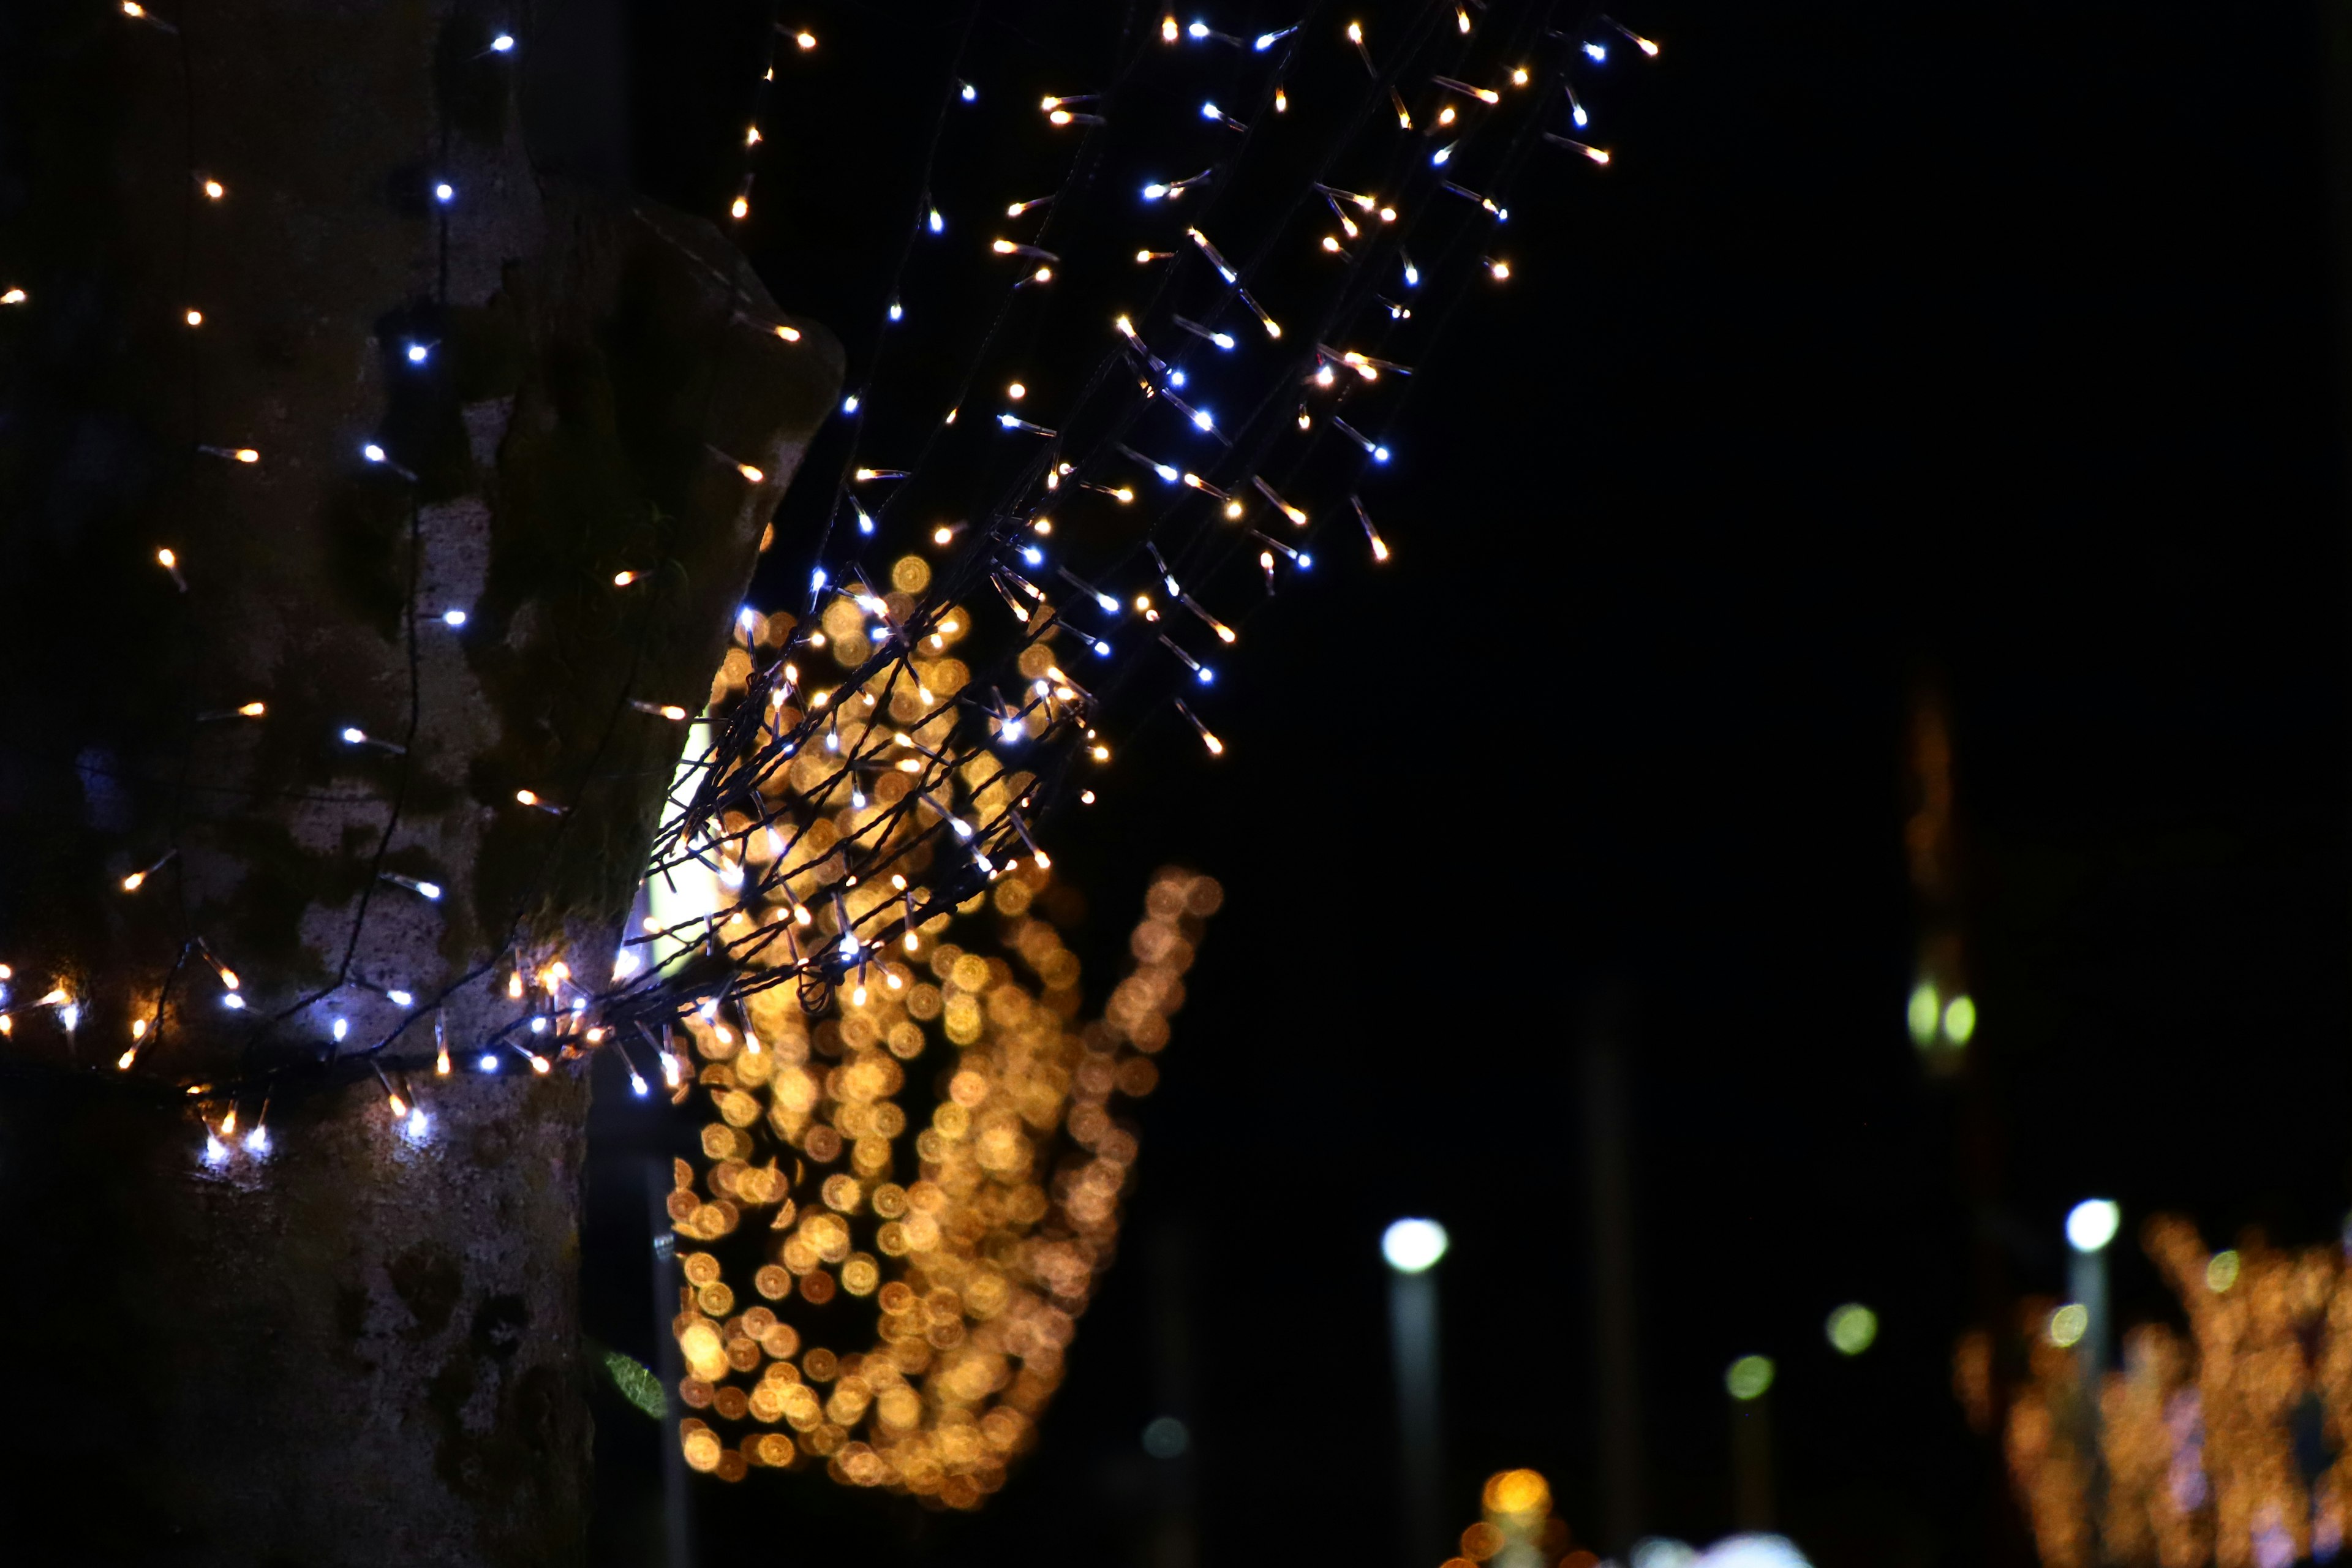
[2048,1303,2088,1348]
[1725,1354,1776,1401]
[1825,1303,1878,1356]
[1907,982,1940,1047]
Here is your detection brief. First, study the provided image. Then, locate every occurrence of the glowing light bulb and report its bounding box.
[1382,1218,1449,1272]
[434,181,455,203]
[794,30,815,49]
[184,307,203,326]
[1488,258,1511,281]
[736,462,764,483]
[960,81,978,102]
[441,608,467,627]
[491,32,515,51]
[730,195,749,220]
[927,209,944,234]
[405,342,429,364]
[202,179,225,200]
[1162,14,1178,40]
[612,570,639,586]
[1,288,26,306]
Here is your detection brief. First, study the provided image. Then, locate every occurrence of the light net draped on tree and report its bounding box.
[0,0,1656,1512]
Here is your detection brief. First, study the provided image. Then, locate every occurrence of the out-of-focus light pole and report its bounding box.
[1384,1218,1449,1568]
[1725,1355,1776,1529]
[2066,1199,2119,1377]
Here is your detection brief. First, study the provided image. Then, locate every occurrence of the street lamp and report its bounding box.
[1384,1218,1449,1568]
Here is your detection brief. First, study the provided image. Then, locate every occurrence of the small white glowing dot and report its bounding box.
[434,182,455,203]
[442,608,468,627]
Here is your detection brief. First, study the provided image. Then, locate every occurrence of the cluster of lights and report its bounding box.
[665,865,1218,1494]
[1997,1212,2352,1567]
[1,7,1664,1490]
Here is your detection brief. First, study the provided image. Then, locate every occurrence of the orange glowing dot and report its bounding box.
[730,195,749,220]
[794,30,816,49]
[613,570,639,586]
[202,179,225,200]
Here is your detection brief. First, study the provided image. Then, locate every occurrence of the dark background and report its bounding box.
[578,2,2352,1563]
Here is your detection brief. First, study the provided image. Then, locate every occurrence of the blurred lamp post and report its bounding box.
[1384,1218,1449,1568]
[2066,1199,2120,1376]
[1725,1354,1776,1529]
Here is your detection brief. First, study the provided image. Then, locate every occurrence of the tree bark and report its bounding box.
[0,1,839,1558]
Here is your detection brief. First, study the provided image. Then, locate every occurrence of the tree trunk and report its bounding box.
[0,1,839,1558]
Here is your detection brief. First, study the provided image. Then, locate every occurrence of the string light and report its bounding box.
[1351,496,1392,562]
[1543,132,1612,164]
[1610,18,1662,56]
[17,7,1663,1497]
[1433,75,1502,105]
[119,848,176,892]
[1251,476,1309,526]
[1172,697,1224,755]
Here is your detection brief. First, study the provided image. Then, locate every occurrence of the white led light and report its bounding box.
[1382,1218,1449,1273]
[2067,1199,2121,1253]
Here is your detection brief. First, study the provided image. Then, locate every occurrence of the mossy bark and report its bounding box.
[0,1,840,1558]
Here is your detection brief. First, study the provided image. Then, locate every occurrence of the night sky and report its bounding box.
[582,3,2352,1563]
